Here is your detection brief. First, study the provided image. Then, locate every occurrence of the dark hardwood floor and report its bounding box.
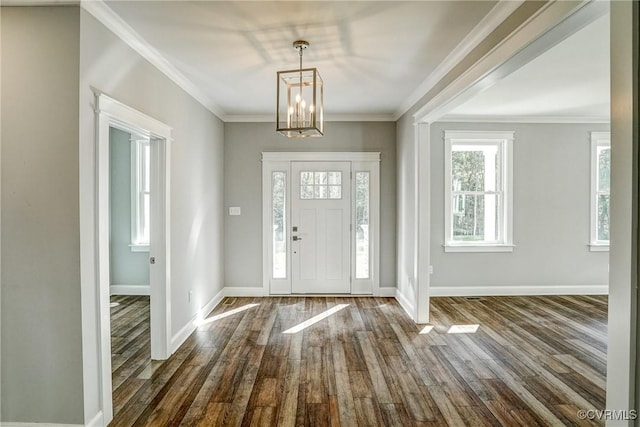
[109,294,607,426]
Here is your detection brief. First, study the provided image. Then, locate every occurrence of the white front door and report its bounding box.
[291,161,351,293]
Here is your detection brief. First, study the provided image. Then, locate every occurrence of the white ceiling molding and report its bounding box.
[413,0,607,124]
[2,0,78,4]
[81,0,226,121]
[439,114,610,124]
[393,0,525,121]
[224,113,395,123]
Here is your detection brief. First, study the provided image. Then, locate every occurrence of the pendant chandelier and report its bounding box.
[276,40,324,138]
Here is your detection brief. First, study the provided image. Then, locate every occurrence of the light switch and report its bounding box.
[229,206,241,216]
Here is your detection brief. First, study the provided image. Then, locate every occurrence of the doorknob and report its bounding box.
[292,236,302,241]
[150,257,156,264]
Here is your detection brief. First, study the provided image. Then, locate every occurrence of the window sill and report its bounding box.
[129,244,149,253]
[443,244,515,253]
[588,244,609,252]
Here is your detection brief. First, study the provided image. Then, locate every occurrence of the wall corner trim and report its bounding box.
[85,411,104,427]
[395,289,417,322]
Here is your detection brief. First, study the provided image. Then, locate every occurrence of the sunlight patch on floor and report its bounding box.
[197,303,259,326]
[447,324,479,334]
[419,325,434,334]
[283,304,350,334]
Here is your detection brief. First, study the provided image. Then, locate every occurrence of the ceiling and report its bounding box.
[97,0,609,122]
[102,0,499,120]
[443,13,610,122]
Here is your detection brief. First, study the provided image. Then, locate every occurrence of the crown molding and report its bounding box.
[81,0,226,120]
[224,113,395,123]
[413,0,605,124]
[393,0,525,121]
[1,0,79,4]
[438,114,610,124]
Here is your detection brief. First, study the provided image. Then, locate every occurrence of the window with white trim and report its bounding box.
[444,131,514,252]
[590,131,610,250]
[131,137,150,251]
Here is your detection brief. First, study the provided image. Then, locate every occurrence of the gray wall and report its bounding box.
[224,122,396,288]
[1,7,84,423]
[429,122,609,291]
[78,9,226,422]
[109,128,149,289]
[393,2,572,317]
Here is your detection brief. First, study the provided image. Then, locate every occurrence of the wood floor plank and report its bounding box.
[109,294,608,426]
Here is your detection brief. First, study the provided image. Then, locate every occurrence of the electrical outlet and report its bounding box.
[428,265,434,274]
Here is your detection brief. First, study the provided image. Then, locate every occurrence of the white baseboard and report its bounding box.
[430,284,609,297]
[223,286,402,298]
[395,288,415,320]
[170,288,225,353]
[110,284,150,296]
[223,286,268,297]
[0,423,83,427]
[377,287,397,297]
[85,411,103,427]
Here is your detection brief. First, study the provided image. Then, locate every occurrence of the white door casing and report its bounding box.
[261,152,380,296]
[291,162,351,294]
[91,91,172,425]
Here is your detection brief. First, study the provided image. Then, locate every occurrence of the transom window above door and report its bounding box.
[300,171,342,199]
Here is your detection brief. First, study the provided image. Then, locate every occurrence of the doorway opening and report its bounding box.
[94,92,172,424]
[108,127,154,419]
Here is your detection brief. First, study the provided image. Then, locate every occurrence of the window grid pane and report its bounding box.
[449,142,505,244]
[300,171,342,200]
[597,147,610,192]
[593,137,611,244]
[597,193,610,242]
[133,139,151,246]
[356,172,370,279]
[272,171,287,279]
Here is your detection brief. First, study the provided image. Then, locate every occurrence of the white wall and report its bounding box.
[223,122,396,290]
[395,115,418,316]
[429,122,609,294]
[79,8,225,423]
[109,127,149,292]
[1,6,84,423]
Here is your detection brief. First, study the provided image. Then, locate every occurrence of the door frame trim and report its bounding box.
[261,152,380,296]
[91,91,172,424]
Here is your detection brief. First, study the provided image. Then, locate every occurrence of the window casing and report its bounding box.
[590,131,610,251]
[444,131,514,252]
[131,137,151,251]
